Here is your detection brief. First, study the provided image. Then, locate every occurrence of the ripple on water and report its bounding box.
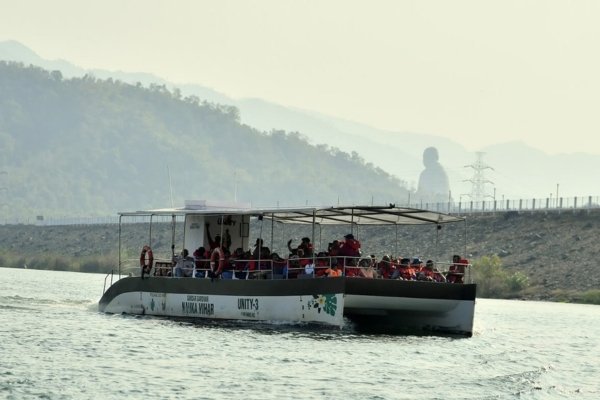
[2,269,600,399]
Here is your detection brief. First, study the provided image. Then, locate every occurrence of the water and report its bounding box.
[1,268,599,399]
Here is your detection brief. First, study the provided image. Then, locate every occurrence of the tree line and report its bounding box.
[0,61,409,218]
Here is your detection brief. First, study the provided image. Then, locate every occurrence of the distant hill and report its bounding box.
[1,40,599,205]
[0,61,409,218]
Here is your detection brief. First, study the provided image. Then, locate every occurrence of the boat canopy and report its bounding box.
[119,203,464,226]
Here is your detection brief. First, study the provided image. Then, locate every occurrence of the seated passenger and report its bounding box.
[358,257,376,278]
[394,258,416,280]
[232,249,254,279]
[271,253,287,276]
[411,258,424,275]
[314,251,330,277]
[174,249,194,277]
[378,255,395,279]
[304,259,315,276]
[324,263,342,277]
[417,259,434,281]
[193,246,207,278]
[285,255,302,279]
[430,260,447,283]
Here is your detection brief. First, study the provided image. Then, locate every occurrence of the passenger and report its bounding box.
[411,258,424,275]
[271,253,287,276]
[417,259,434,281]
[327,240,341,266]
[328,240,341,256]
[296,248,310,266]
[378,255,395,279]
[220,249,235,279]
[287,237,314,257]
[193,246,207,278]
[394,257,416,280]
[286,254,302,279]
[370,255,382,278]
[324,262,342,277]
[358,257,376,278]
[229,248,246,279]
[339,233,361,267]
[447,254,468,283]
[303,253,316,276]
[205,223,222,252]
[223,228,232,252]
[430,260,447,283]
[174,249,194,277]
[233,249,255,279]
[315,251,330,277]
[389,257,401,279]
[252,238,271,270]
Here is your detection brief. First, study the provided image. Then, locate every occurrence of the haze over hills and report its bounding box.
[0,60,413,219]
[1,40,599,212]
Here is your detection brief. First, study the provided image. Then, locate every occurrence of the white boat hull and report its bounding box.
[103,291,345,327]
[100,276,475,335]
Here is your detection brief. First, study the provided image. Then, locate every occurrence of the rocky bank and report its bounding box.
[1,209,599,301]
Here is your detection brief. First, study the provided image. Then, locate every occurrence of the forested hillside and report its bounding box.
[0,62,409,218]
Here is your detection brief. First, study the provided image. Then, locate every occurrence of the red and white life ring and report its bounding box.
[210,247,225,275]
[140,245,154,274]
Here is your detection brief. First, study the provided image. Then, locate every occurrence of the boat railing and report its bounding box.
[434,261,473,283]
[118,258,150,277]
[102,270,113,294]
[120,253,473,283]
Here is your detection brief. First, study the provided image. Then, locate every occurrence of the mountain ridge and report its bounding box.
[2,40,599,203]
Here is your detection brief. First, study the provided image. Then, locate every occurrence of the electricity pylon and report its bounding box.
[463,152,494,203]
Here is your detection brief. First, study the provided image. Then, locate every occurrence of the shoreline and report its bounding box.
[2,209,600,304]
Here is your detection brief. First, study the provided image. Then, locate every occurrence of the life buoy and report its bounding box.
[140,245,154,275]
[210,247,225,276]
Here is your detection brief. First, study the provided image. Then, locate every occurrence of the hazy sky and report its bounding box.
[1,0,599,155]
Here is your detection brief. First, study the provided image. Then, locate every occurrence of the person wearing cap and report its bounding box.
[411,258,424,276]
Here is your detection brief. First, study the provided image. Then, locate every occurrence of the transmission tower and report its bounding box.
[463,152,494,203]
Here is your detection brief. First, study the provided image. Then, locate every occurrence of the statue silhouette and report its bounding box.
[416,147,451,204]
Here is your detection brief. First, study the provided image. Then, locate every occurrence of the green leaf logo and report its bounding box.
[308,294,337,316]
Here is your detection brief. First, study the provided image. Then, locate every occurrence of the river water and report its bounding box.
[1,268,599,399]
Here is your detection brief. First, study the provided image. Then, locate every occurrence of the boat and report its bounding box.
[99,200,476,336]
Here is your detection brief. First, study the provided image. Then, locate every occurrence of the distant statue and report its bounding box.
[416,147,451,204]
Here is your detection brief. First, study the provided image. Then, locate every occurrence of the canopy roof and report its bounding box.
[120,203,464,226]
[264,206,464,225]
